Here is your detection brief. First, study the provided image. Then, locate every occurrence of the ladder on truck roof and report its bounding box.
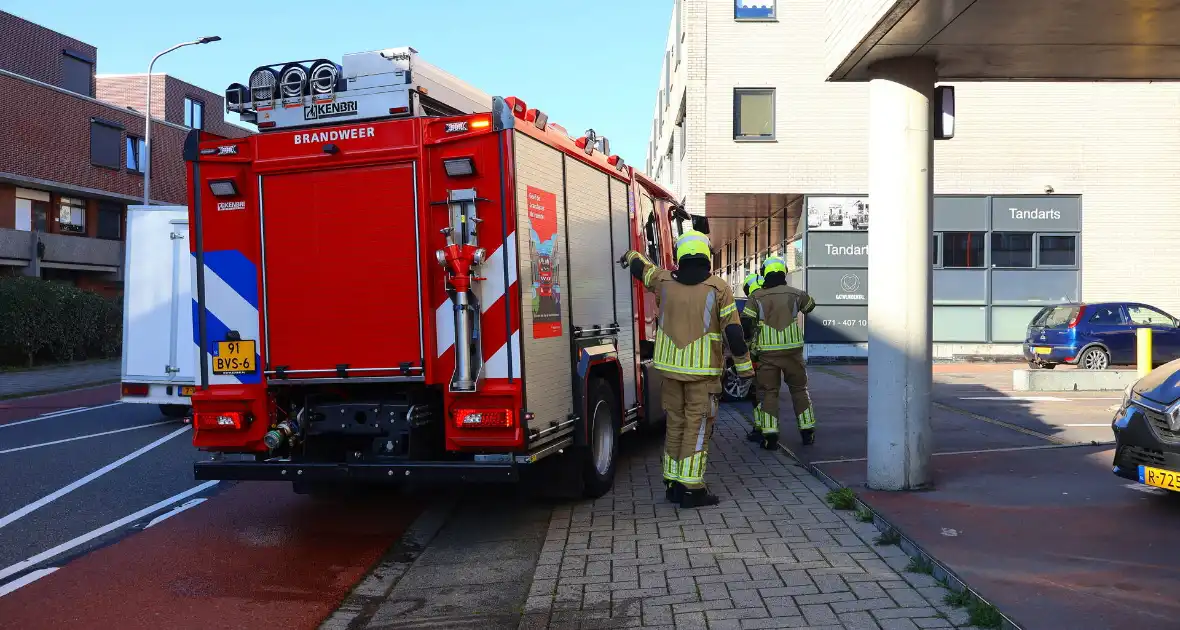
[223,46,493,131]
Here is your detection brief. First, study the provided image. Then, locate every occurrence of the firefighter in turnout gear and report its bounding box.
[740,272,764,442]
[742,256,818,448]
[621,230,754,508]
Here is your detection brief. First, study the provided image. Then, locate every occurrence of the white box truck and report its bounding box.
[120,205,194,418]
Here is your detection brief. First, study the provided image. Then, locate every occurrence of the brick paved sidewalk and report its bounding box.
[0,359,119,398]
[519,406,976,630]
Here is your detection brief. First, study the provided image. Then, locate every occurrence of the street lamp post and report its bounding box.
[143,36,221,205]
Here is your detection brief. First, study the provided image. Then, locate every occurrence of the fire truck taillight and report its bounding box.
[195,411,247,431]
[442,158,475,177]
[453,409,513,429]
[469,117,490,130]
[208,179,239,197]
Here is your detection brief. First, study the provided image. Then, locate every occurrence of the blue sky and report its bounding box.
[6,0,672,165]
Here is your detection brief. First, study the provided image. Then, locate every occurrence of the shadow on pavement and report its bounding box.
[756,362,1180,630]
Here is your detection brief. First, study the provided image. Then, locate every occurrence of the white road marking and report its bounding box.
[0,425,191,530]
[0,421,178,454]
[0,567,59,597]
[39,407,82,417]
[0,402,124,429]
[144,498,207,528]
[0,480,218,584]
[1125,483,1168,496]
[1064,424,1112,427]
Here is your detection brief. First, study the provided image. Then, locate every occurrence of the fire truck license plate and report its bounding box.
[213,340,256,375]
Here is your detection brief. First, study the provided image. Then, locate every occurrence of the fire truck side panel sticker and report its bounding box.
[191,249,261,384]
[526,185,562,339]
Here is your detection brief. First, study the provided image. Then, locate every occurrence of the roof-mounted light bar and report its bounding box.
[249,67,278,106]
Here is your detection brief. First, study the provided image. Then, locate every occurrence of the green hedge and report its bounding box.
[0,277,122,368]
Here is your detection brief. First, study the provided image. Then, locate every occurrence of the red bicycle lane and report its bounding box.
[0,481,422,630]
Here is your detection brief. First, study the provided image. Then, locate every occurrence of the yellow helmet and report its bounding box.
[742,273,763,296]
[675,230,712,263]
[762,256,787,275]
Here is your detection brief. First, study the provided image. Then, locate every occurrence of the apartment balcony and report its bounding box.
[0,228,123,278]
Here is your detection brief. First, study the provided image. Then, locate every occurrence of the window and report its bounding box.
[1127,305,1176,327]
[90,119,122,169]
[1033,305,1080,328]
[932,234,941,267]
[61,50,93,96]
[735,0,775,20]
[642,196,661,262]
[184,97,205,129]
[126,135,146,173]
[942,232,984,268]
[59,197,86,234]
[675,0,682,64]
[678,120,686,160]
[665,51,672,105]
[733,88,775,140]
[1088,305,1125,325]
[991,232,1033,268]
[1039,235,1077,266]
[666,147,674,186]
[97,202,123,240]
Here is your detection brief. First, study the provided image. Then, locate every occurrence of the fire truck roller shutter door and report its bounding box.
[513,132,574,435]
[563,156,615,331]
[610,176,638,409]
[261,163,424,374]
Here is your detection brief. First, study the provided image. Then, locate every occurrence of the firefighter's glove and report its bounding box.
[618,250,639,269]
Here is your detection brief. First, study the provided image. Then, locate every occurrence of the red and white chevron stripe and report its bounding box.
[434,233,521,380]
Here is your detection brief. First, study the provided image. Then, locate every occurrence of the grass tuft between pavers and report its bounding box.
[825,487,857,510]
[942,584,1003,629]
[854,506,874,522]
[905,555,934,575]
[873,527,901,546]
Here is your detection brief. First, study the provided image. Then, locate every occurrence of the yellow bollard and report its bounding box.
[1137,327,1153,377]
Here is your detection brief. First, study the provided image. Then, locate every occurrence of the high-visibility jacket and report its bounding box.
[742,284,816,351]
[625,251,753,381]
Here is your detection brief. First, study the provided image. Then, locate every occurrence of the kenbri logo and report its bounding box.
[217,201,245,212]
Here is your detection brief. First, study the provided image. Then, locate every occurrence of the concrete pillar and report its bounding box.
[865,57,936,491]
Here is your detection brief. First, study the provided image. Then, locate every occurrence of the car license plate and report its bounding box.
[213,340,256,375]
[1139,465,1180,491]
[1033,347,1052,355]
[179,386,196,397]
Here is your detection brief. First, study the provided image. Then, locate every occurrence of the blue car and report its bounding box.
[1023,302,1180,370]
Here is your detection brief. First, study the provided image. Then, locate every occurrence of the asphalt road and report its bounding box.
[0,390,211,582]
[0,386,426,630]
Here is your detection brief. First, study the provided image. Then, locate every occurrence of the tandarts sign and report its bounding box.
[990,196,1081,231]
[806,232,868,267]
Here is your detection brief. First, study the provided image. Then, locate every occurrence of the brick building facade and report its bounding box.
[0,10,250,295]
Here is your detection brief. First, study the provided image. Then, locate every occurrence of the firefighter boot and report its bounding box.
[665,480,685,503]
[680,487,721,509]
[747,428,763,442]
[760,433,779,451]
[800,428,816,446]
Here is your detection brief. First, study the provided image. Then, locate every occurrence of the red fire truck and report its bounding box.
[183,47,687,496]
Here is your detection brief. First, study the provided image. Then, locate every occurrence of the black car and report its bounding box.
[1111,358,1180,491]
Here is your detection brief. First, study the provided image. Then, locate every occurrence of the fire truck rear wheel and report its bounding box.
[582,378,620,499]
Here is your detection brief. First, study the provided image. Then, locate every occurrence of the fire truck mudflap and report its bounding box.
[186,47,681,496]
